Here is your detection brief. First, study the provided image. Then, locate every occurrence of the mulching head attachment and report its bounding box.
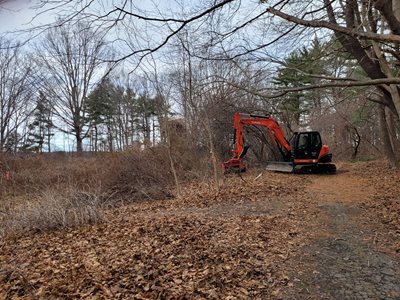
[221,158,246,174]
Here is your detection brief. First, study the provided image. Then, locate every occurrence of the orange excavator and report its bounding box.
[222,112,336,174]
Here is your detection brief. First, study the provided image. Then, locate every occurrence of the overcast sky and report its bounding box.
[1,1,40,32]
[0,0,183,33]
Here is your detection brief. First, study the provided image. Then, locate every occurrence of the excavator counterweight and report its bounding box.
[222,112,336,174]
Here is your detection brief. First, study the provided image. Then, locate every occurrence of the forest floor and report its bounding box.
[1,160,400,299]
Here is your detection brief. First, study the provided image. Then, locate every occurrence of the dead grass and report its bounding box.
[0,147,203,197]
[0,189,103,238]
[0,147,211,237]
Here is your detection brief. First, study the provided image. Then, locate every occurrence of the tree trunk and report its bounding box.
[351,127,361,160]
[39,125,43,153]
[144,117,151,147]
[47,128,51,153]
[379,105,398,167]
[394,0,400,21]
[107,121,113,152]
[124,122,129,149]
[385,107,400,161]
[152,115,156,146]
[167,132,180,197]
[94,125,98,153]
[204,117,221,192]
[76,136,83,152]
[325,0,399,116]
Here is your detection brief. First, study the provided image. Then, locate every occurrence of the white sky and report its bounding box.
[0,0,303,68]
[0,0,182,32]
[0,1,41,32]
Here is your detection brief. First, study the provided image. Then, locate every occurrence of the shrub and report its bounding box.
[0,189,103,238]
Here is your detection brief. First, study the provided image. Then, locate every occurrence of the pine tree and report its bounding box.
[273,38,327,129]
[86,78,117,152]
[25,92,54,152]
[136,92,157,147]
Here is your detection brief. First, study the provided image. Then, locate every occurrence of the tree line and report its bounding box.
[1,0,400,168]
[0,23,163,153]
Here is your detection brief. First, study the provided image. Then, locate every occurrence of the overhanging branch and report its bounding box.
[219,77,400,99]
[267,7,400,44]
[110,0,235,66]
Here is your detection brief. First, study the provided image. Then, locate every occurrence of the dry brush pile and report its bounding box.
[0,148,202,238]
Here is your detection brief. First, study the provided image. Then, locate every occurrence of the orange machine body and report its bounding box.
[222,112,335,173]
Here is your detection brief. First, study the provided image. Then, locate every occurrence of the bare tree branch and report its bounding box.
[110,0,235,66]
[219,76,400,99]
[267,6,400,44]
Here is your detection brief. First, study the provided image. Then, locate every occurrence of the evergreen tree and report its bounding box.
[25,92,54,152]
[273,38,327,129]
[86,77,162,150]
[86,78,117,152]
[116,86,136,148]
[136,92,157,147]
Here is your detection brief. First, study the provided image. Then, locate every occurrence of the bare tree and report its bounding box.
[36,21,110,152]
[0,39,34,152]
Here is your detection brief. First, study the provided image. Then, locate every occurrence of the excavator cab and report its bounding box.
[284,131,335,173]
[292,132,322,160]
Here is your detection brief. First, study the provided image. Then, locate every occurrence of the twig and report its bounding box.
[237,170,248,183]
[254,172,263,181]
[285,249,290,260]
[373,232,378,245]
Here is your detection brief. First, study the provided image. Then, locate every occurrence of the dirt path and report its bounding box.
[286,171,400,299]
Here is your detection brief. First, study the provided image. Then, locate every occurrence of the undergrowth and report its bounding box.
[0,147,210,237]
[0,189,103,238]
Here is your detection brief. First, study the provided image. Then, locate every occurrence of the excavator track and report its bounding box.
[295,163,336,174]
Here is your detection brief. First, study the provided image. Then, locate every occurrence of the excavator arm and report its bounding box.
[222,112,292,173]
[239,114,292,155]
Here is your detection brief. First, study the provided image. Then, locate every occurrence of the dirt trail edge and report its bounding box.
[284,170,400,300]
